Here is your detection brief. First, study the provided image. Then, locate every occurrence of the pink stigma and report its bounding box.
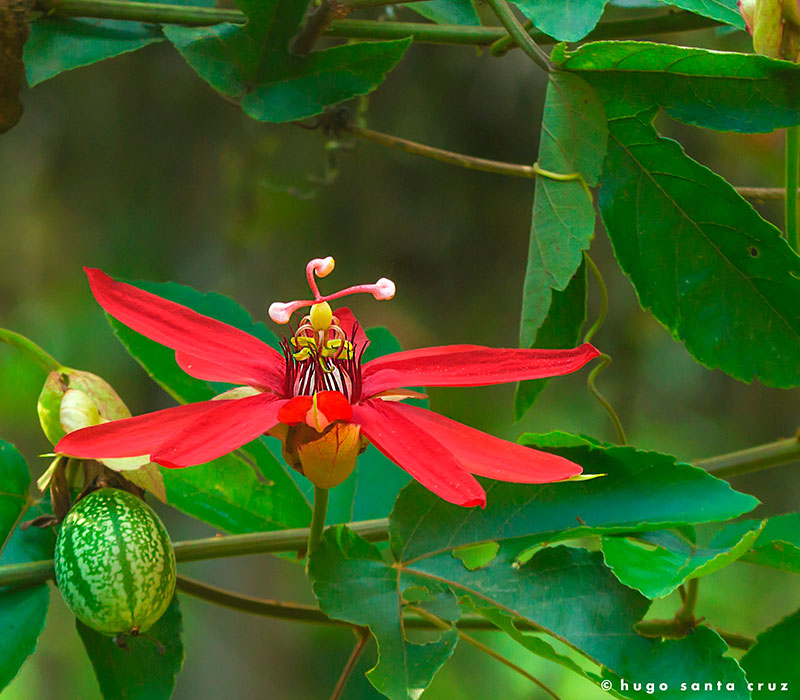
[269,257,396,324]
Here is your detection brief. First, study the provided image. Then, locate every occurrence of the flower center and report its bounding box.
[270,256,395,402]
[279,307,365,400]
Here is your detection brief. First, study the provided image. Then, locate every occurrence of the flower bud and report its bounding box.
[39,368,166,502]
[38,369,130,445]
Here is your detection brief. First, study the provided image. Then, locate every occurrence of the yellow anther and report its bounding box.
[310,301,333,332]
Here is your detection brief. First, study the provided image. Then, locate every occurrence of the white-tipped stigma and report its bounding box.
[269,301,295,324]
[372,278,396,300]
[314,257,335,278]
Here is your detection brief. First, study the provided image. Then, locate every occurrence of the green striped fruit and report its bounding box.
[54,488,176,637]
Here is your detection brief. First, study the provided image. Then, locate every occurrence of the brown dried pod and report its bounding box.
[0,0,30,134]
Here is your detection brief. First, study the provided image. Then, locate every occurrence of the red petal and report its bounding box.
[56,401,224,458]
[316,391,353,422]
[352,400,486,508]
[333,307,369,350]
[385,403,582,482]
[278,396,313,425]
[278,391,352,428]
[152,393,285,468]
[174,351,271,386]
[362,343,600,396]
[85,268,285,391]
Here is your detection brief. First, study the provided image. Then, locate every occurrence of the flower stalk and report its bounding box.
[307,485,330,557]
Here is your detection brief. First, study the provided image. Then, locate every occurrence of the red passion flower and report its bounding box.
[56,259,600,507]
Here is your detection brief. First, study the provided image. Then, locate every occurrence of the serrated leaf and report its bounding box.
[657,0,744,28]
[515,260,587,419]
[598,98,800,387]
[520,72,605,350]
[740,609,800,700]
[560,41,800,133]
[315,521,748,700]
[602,520,765,598]
[77,596,184,700]
[106,279,310,533]
[24,0,213,86]
[310,526,458,700]
[512,0,610,41]
[390,431,758,562]
[740,513,800,573]
[0,498,56,693]
[406,0,480,25]
[165,0,410,123]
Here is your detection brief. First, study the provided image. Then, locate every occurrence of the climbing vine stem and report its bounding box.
[484,0,551,71]
[582,253,608,346]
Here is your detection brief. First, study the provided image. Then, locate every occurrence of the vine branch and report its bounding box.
[485,0,550,71]
[36,0,721,46]
[329,627,370,700]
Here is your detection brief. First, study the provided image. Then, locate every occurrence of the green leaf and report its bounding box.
[309,526,458,700]
[0,441,31,549]
[520,71,605,349]
[108,279,310,533]
[598,98,800,388]
[391,431,758,562]
[77,596,184,700]
[164,0,411,123]
[406,0,481,25]
[657,0,744,29]
[512,0,610,41]
[24,0,213,86]
[314,523,748,700]
[602,520,765,598]
[741,513,800,573]
[515,260,587,419]
[25,18,160,86]
[740,609,800,700]
[0,499,56,693]
[312,440,756,700]
[558,41,800,133]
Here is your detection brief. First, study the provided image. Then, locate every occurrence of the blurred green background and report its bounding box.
[1,10,799,699]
